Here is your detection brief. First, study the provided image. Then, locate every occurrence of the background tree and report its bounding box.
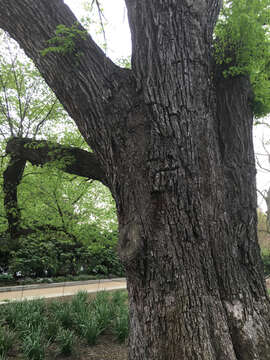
[0,33,120,277]
[1,0,270,359]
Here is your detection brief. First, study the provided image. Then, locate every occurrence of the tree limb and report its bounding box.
[0,0,133,154]
[6,137,107,185]
[3,137,107,239]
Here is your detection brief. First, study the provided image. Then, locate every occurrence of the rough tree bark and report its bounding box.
[0,1,270,359]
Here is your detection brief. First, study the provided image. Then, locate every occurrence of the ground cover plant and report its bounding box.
[0,290,128,360]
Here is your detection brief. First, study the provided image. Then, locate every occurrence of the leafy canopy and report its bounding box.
[214,0,270,118]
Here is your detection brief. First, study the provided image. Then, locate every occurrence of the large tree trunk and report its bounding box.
[0,1,270,359]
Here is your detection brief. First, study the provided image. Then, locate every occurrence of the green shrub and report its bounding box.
[22,326,47,360]
[45,319,60,341]
[111,290,128,309]
[53,302,74,329]
[56,328,75,356]
[79,315,102,346]
[0,327,15,357]
[71,290,88,313]
[8,230,124,278]
[85,232,124,277]
[4,302,23,329]
[0,274,13,284]
[113,307,129,343]
[93,291,113,332]
[3,299,45,332]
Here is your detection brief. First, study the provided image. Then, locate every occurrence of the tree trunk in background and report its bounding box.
[216,76,270,359]
[3,156,26,241]
[0,0,270,359]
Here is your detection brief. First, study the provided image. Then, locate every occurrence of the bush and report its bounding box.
[79,315,102,346]
[22,326,47,360]
[56,328,75,356]
[0,327,15,357]
[8,230,124,279]
[0,274,13,284]
[93,291,114,332]
[53,302,74,329]
[71,290,88,313]
[85,232,124,277]
[45,319,60,341]
[111,290,128,309]
[113,307,129,343]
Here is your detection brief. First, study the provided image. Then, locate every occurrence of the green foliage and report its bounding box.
[71,290,88,312]
[0,327,15,357]
[22,327,47,360]
[214,0,270,118]
[0,273,13,284]
[8,228,123,278]
[115,56,131,69]
[45,319,60,341]
[93,291,114,332]
[113,306,129,343]
[111,290,129,343]
[0,34,121,281]
[79,314,102,345]
[41,23,87,57]
[0,291,129,357]
[53,302,74,329]
[85,231,124,277]
[56,328,75,356]
[0,299,47,360]
[0,33,66,140]
[110,290,128,309]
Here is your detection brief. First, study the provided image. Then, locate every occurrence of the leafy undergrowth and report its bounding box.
[0,290,128,360]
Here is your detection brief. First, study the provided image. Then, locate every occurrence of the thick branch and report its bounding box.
[125,0,221,94]
[0,0,133,154]
[6,137,107,185]
[4,137,107,239]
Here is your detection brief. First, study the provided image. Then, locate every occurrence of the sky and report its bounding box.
[64,0,131,61]
[64,0,270,211]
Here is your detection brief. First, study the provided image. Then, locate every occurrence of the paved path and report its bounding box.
[0,279,126,303]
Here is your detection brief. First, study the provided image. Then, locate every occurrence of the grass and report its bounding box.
[0,326,15,357]
[56,328,75,356]
[0,290,128,359]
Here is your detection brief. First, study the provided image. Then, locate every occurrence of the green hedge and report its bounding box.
[7,231,124,279]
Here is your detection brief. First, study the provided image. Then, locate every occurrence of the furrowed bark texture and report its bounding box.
[1,1,270,359]
[216,76,270,359]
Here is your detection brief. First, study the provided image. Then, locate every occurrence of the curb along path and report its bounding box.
[0,278,126,303]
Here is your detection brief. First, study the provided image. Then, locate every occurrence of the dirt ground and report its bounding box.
[77,335,127,360]
[8,334,127,360]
